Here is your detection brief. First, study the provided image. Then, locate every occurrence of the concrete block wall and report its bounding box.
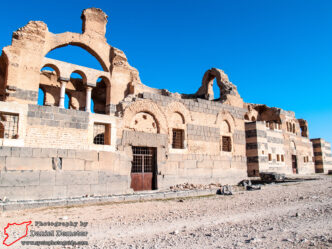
[0,146,131,201]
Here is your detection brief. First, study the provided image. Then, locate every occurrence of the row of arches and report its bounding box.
[38,66,110,114]
[123,100,235,152]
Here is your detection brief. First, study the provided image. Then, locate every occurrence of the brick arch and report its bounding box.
[215,110,235,133]
[165,101,192,126]
[195,68,239,100]
[41,63,61,78]
[123,100,168,134]
[45,40,110,72]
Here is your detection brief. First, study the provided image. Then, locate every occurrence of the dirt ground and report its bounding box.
[0,175,331,249]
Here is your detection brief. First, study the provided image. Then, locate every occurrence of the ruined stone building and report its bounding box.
[0,8,331,201]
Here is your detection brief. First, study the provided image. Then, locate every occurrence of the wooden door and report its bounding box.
[130,147,156,191]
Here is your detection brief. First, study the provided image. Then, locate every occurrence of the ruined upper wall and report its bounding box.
[0,8,146,105]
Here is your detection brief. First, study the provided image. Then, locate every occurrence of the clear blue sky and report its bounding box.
[0,0,331,142]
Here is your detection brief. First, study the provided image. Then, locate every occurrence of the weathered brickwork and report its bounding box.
[187,124,220,142]
[27,105,89,129]
[311,138,332,173]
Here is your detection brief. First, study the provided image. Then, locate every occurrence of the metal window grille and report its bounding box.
[172,129,184,149]
[93,123,105,145]
[131,147,155,173]
[0,112,19,139]
[222,136,232,152]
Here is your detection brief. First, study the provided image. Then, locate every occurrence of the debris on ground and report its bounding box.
[170,183,221,191]
[216,185,233,195]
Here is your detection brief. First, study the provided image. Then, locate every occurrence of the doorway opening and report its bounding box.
[292,155,298,174]
[130,147,157,191]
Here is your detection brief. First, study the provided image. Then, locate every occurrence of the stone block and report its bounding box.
[39,171,56,186]
[57,149,68,158]
[161,161,178,175]
[62,158,85,171]
[186,167,212,177]
[90,184,108,196]
[85,160,100,171]
[113,160,131,175]
[55,171,98,186]
[11,147,21,157]
[0,147,11,157]
[25,185,54,200]
[67,184,91,198]
[98,172,128,184]
[0,186,26,201]
[106,180,129,195]
[53,185,67,198]
[75,150,98,161]
[0,157,6,171]
[6,157,52,171]
[41,148,58,157]
[19,147,33,157]
[213,160,231,169]
[0,171,40,187]
[179,160,197,169]
[197,160,213,169]
[66,149,76,158]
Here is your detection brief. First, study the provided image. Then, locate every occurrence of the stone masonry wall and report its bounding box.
[25,105,90,149]
[0,146,131,201]
[311,138,332,173]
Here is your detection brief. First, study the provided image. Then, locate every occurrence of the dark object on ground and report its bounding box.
[260,172,285,182]
[238,179,261,191]
[238,180,252,187]
[246,185,261,191]
[217,185,233,195]
[328,170,332,175]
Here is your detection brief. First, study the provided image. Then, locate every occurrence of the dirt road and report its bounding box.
[1,176,331,248]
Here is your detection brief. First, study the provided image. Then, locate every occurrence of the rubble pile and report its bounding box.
[169,183,222,191]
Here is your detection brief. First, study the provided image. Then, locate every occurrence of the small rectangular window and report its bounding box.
[281,155,284,162]
[222,136,232,152]
[93,123,111,145]
[277,154,280,161]
[0,112,19,139]
[172,129,184,149]
[268,154,272,161]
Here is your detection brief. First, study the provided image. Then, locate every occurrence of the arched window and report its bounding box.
[38,88,45,106]
[221,120,232,152]
[66,71,87,110]
[92,76,110,114]
[39,65,60,106]
[64,93,70,109]
[244,114,249,121]
[212,78,220,100]
[251,116,256,122]
[170,112,186,149]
